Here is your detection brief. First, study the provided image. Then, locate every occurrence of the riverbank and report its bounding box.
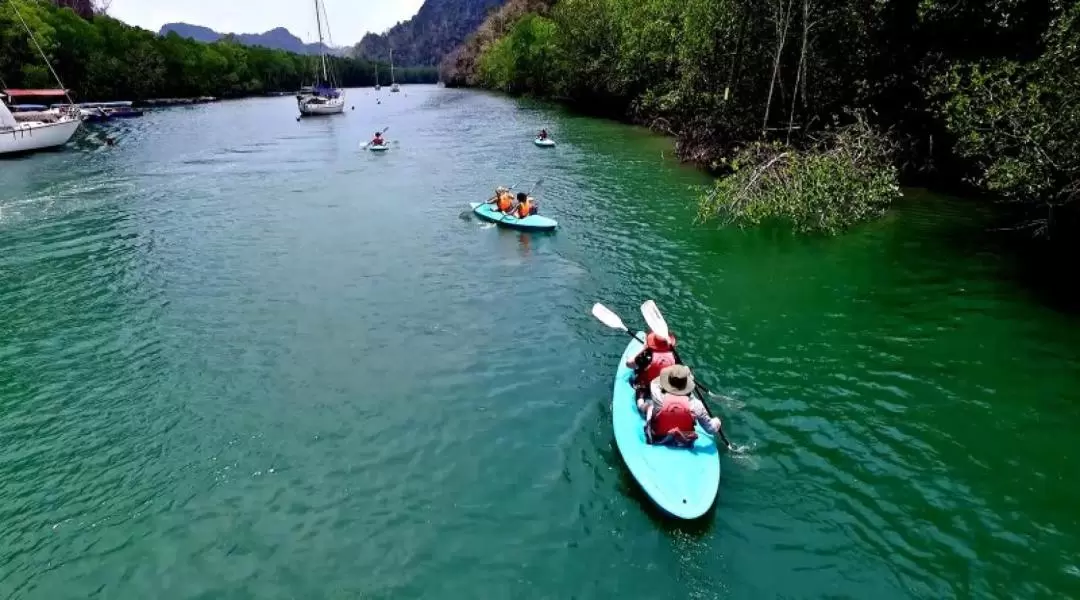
[439,0,1080,243]
[0,1,436,107]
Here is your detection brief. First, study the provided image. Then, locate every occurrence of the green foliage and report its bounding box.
[934,2,1080,235]
[443,0,1080,237]
[698,119,901,235]
[477,14,557,93]
[0,0,437,101]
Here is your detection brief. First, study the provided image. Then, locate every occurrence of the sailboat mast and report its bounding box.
[314,0,328,82]
[390,49,395,83]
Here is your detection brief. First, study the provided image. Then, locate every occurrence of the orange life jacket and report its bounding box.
[516,199,532,218]
[648,394,698,446]
[497,194,512,212]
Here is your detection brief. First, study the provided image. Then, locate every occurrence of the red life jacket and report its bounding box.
[636,350,676,387]
[649,395,698,446]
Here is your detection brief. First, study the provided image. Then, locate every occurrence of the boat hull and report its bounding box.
[534,138,556,147]
[0,118,81,156]
[469,202,557,232]
[298,96,345,116]
[611,333,720,520]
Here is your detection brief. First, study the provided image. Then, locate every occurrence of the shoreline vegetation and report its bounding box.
[0,0,437,104]
[439,0,1080,241]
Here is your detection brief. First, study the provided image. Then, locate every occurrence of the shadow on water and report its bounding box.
[606,440,720,537]
[902,189,1080,315]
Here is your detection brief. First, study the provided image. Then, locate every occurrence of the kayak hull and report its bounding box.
[534,138,556,147]
[612,333,720,519]
[369,145,389,152]
[469,202,558,232]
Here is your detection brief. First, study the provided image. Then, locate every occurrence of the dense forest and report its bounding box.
[0,0,437,103]
[354,0,507,67]
[441,0,1079,239]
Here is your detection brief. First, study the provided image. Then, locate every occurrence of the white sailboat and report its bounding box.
[1,97,81,156]
[0,3,81,157]
[297,0,345,116]
[390,49,400,93]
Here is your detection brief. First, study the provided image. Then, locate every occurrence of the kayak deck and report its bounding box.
[612,333,720,519]
[469,202,558,231]
[534,138,555,147]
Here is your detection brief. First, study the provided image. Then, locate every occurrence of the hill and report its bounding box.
[353,0,508,66]
[159,23,344,56]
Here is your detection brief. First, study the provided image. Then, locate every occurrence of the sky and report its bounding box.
[107,0,427,46]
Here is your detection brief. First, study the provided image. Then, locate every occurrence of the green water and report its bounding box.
[2,86,1080,599]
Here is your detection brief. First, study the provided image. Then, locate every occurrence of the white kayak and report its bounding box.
[534,138,555,147]
[369,144,389,152]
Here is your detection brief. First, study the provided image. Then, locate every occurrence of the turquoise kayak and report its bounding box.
[612,333,720,519]
[534,138,555,147]
[469,202,558,232]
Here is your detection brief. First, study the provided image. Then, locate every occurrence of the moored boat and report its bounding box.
[297,0,345,117]
[2,87,81,157]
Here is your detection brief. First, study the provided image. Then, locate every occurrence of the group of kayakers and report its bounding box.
[627,330,732,449]
[487,185,539,219]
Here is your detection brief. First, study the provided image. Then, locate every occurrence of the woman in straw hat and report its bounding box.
[643,364,728,448]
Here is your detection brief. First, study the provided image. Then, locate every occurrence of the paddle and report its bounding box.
[591,303,645,343]
[360,126,390,149]
[500,178,543,222]
[639,300,714,396]
[593,302,734,451]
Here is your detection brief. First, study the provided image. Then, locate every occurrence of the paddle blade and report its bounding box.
[641,300,670,341]
[591,303,628,332]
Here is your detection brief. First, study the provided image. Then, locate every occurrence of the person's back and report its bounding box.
[628,332,677,388]
[516,196,533,218]
[372,132,384,146]
[645,365,722,447]
[496,190,513,212]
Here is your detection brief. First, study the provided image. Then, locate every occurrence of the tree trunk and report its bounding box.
[763,0,795,135]
[787,0,812,144]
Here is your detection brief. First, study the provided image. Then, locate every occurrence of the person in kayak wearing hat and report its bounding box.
[626,331,678,402]
[644,364,730,448]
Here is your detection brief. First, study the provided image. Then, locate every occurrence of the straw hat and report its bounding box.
[656,364,695,396]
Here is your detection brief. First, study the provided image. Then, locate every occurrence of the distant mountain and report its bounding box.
[159,23,346,56]
[354,0,509,66]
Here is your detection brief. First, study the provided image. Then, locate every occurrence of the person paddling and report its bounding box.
[627,331,677,403]
[371,131,385,146]
[489,186,514,213]
[511,192,536,219]
[644,365,728,448]
[538,129,549,140]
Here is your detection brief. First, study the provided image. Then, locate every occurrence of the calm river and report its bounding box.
[2,85,1079,599]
